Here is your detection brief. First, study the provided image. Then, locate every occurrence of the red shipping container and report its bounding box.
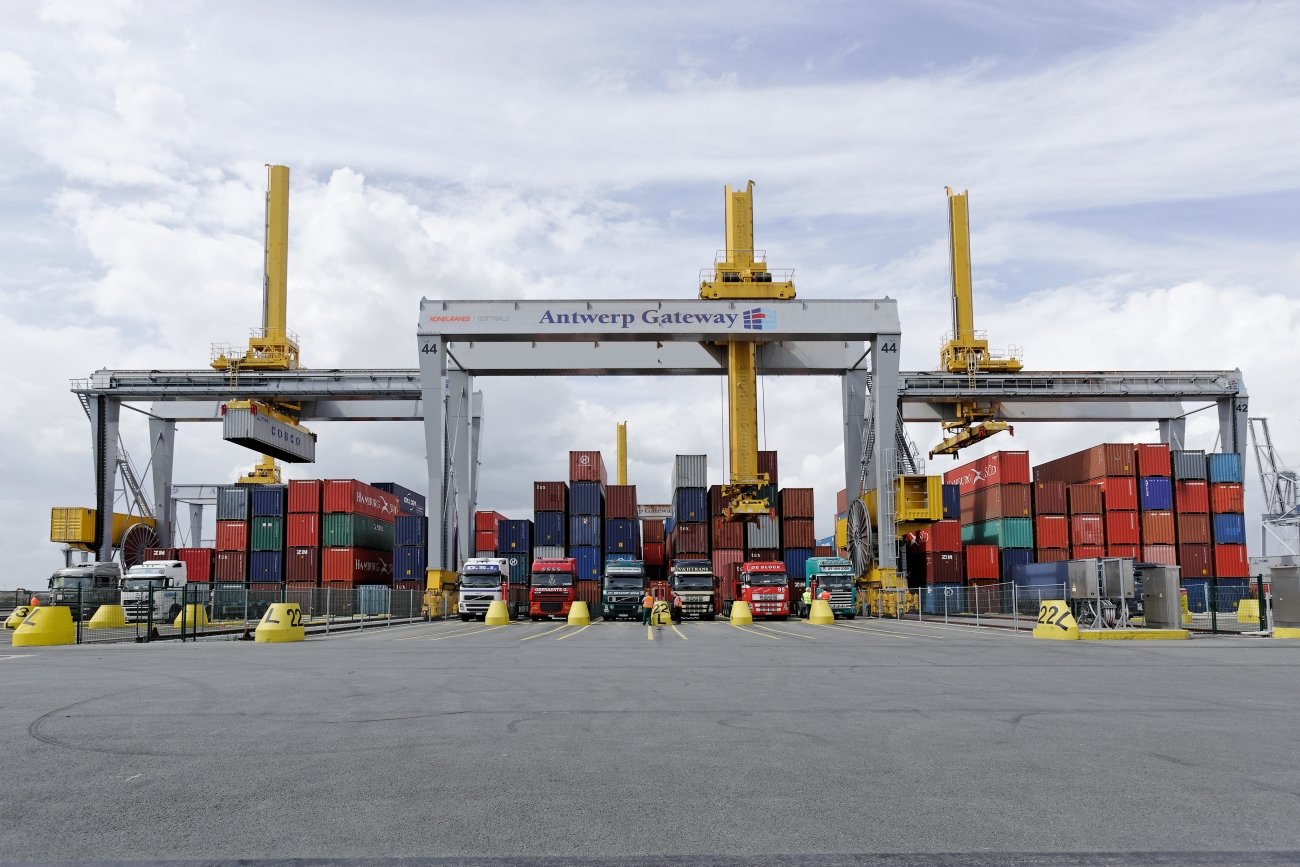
[1179,544,1213,578]
[568,450,608,485]
[1141,544,1177,566]
[286,513,321,548]
[474,510,504,533]
[943,451,1031,495]
[813,545,835,557]
[836,488,848,514]
[216,520,248,552]
[712,549,744,593]
[1034,515,1070,549]
[322,480,401,521]
[213,550,247,581]
[779,488,815,519]
[913,519,962,553]
[474,530,496,553]
[177,547,214,583]
[758,451,779,487]
[711,517,744,550]
[1210,483,1244,514]
[145,547,178,560]
[1034,445,1133,484]
[964,544,1000,580]
[961,484,1032,522]
[1033,481,1067,516]
[1104,511,1140,545]
[781,518,815,548]
[709,485,726,518]
[1176,513,1211,545]
[287,580,319,592]
[1134,443,1172,477]
[285,546,320,584]
[1036,548,1069,563]
[670,522,709,553]
[913,551,963,585]
[1214,544,1248,577]
[967,578,1001,612]
[605,485,638,519]
[643,542,665,567]
[1088,476,1138,511]
[1174,481,1209,514]
[1107,544,1140,558]
[1071,545,1105,559]
[533,482,569,513]
[1067,484,1103,515]
[1071,514,1105,545]
[747,549,782,562]
[642,519,665,545]
[287,479,322,514]
[321,547,393,584]
[1140,511,1176,545]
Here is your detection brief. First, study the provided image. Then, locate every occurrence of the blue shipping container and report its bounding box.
[497,519,534,553]
[249,550,284,582]
[394,515,428,547]
[783,548,813,582]
[606,552,637,562]
[570,515,602,547]
[251,485,287,518]
[371,482,426,517]
[604,518,639,553]
[1010,560,1070,589]
[535,511,567,546]
[1000,548,1034,578]
[1206,453,1244,484]
[570,546,602,581]
[570,481,604,516]
[672,487,708,523]
[1212,512,1247,544]
[1181,577,1250,614]
[919,584,966,615]
[505,553,530,584]
[393,546,427,582]
[942,484,961,521]
[1138,476,1173,511]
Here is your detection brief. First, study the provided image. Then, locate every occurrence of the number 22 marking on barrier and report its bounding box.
[287,608,303,628]
[1037,604,1071,630]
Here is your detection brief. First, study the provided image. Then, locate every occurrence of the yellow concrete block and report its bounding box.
[12,606,75,647]
[5,606,32,630]
[729,600,753,626]
[1236,599,1260,624]
[484,599,511,626]
[174,604,209,629]
[1032,600,1079,640]
[567,600,590,626]
[87,605,127,629]
[808,599,835,625]
[651,601,672,626]
[1274,627,1300,640]
[254,603,305,643]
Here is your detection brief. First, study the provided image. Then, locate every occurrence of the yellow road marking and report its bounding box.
[731,623,780,639]
[670,625,688,640]
[752,623,814,640]
[646,624,654,641]
[520,624,568,642]
[427,625,508,641]
[556,624,589,641]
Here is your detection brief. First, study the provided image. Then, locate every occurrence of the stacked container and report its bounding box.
[249,485,287,583]
[567,450,607,582]
[780,487,815,597]
[744,451,780,561]
[1208,452,1248,594]
[1134,444,1175,566]
[474,510,504,555]
[710,480,743,610]
[286,479,323,587]
[670,455,709,562]
[321,479,399,587]
[1033,479,1068,563]
[946,451,1032,593]
[643,518,666,580]
[214,485,251,582]
[907,518,963,587]
[534,481,568,565]
[1172,452,1212,581]
[605,485,641,558]
[1034,445,1137,563]
[392,513,429,586]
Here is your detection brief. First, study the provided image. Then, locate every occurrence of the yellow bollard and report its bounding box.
[650,601,672,626]
[87,605,127,629]
[1236,598,1260,625]
[5,606,32,630]
[729,600,753,626]
[808,599,835,625]
[484,599,511,626]
[567,600,590,626]
[12,606,76,647]
[174,604,209,629]
[254,602,305,643]
[1032,600,1080,641]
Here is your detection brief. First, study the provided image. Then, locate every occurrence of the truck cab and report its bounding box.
[120,560,187,623]
[529,557,577,620]
[602,558,646,621]
[458,557,509,621]
[806,556,858,619]
[739,561,790,620]
[47,561,122,621]
[669,558,717,620]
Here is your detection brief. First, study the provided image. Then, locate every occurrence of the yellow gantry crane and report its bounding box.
[700,182,794,520]
[930,187,1023,458]
[210,165,315,484]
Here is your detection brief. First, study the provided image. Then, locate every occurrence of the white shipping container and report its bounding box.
[671,454,708,491]
[745,514,780,549]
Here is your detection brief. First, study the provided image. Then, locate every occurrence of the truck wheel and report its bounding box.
[848,613,856,620]
[460,614,470,622]
[779,615,789,622]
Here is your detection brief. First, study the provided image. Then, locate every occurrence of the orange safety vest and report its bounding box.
[673,595,683,608]
[819,589,831,601]
[642,594,654,609]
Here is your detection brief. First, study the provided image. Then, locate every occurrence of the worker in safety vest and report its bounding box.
[671,593,684,625]
[800,587,812,618]
[818,587,831,603]
[642,591,655,625]
[29,593,41,607]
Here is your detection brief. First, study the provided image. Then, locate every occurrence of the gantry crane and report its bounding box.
[930,188,1023,458]
[1250,417,1300,556]
[210,165,316,484]
[699,182,795,520]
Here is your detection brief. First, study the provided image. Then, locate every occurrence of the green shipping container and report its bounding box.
[251,517,284,551]
[323,513,395,551]
[961,518,1034,548]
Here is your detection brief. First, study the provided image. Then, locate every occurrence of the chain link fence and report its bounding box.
[869,582,1067,630]
[1178,575,1269,634]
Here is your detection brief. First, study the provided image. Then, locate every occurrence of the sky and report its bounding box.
[2,0,1298,587]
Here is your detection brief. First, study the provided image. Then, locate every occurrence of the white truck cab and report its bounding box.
[120,560,188,623]
[457,557,508,621]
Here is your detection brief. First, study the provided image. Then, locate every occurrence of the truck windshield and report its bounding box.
[122,577,164,591]
[747,573,787,586]
[49,574,90,590]
[459,573,502,588]
[673,574,713,590]
[532,572,573,587]
[605,576,643,590]
[819,575,854,589]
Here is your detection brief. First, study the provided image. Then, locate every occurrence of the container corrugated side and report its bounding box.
[745,514,780,549]
[535,511,567,546]
[216,520,248,552]
[1033,481,1067,516]
[250,517,284,552]
[1171,450,1207,480]
[642,519,665,544]
[213,550,247,581]
[532,545,565,560]
[1107,544,1139,558]
[286,513,320,548]
[533,482,569,513]
[393,546,427,582]
[642,542,665,567]
[1034,516,1068,549]
[961,484,1032,522]
[604,518,640,552]
[783,548,812,582]
[251,486,287,518]
[1089,476,1137,511]
[711,517,744,550]
[1174,481,1209,513]
[999,548,1034,578]
[1206,453,1244,484]
[913,520,961,553]
[1070,545,1105,560]
[605,485,638,520]
[145,547,179,560]
[570,481,604,516]
[962,518,1033,548]
[669,522,708,555]
[1138,476,1173,511]
[177,548,214,582]
[908,552,962,586]
[287,480,322,514]
[570,546,602,581]
[474,510,504,533]
[321,547,393,584]
[1104,511,1140,544]
[781,518,815,548]
[1209,483,1244,514]
[1134,443,1172,477]
[370,482,426,517]
[1178,544,1213,577]
[757,451,779,487]
[1140,545,1177,566]
[323,513,395,551]
[671,455,708,490]
[503,553,530,584]
[712,549,743,592]
[568,450,608,485]
[1070,514,1105,546]
[944,450,1031,494]
[286,546,320,584]
[569,515,601,547]
[672,487,708,523]
[322,480,401,521]
[216,485,251,521]
[249,551,284,582]
[1139,511,1175,545]
[709,485,726,518]
[1066,484,1102,515]
[497,519,534,552]
[1211,513,1247,545]
[1176,513,1211,545]
[941,484,961,520]
[964,545,1000,580]
[779,488,815,519]
[395,515,428,547]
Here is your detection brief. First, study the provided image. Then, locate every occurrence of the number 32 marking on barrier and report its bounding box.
[1037,603,1071,630]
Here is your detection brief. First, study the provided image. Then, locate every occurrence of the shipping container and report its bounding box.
[1106,544,1140,559]
[643,542,665,567]
[497,519,534,553]
[1066,484,1102,515]
[286,513,321,548]
[783,548,813,583]
[249,550,284,583]
[322,480,400,521]
[757,451,779,487]
[532,545,565,560]
[1070,514,1105,546]
[605,518,640,553]
[1139,511,1176,545]
[474,529,496,553]
[535,511,567,547]
[1035,547,1070,563]
[966,578,1002,613]
[642,519,665,545]
[1014,560,1071,589]
[747,548,781,562]
[837,488,849,515]
[569,450,608,485]
[177,547,214,583]
[222,404,315,463]
[1206,452,1244,484]
[1070,545,1105,559]
[908,551,963,585]
[1209,483,1244,514]
[395,515,428,547]
[1088,476,1138,511]
[672,487,708,523]
[779,488,815,519]
[1171,450,1207,480]
[964,545,1000,580]
[250,517,284,552]
[944,450,1031,494]
[1033,515,1069,550]
[1000,548,1034,579]
[919,584,966,614]
[1134,443,1173,477]
[323,513,395,550]
[370,482,426,517]
[781,518,815,549]
[1033,481,1067,516]
[1174,480,1209,513]
[287,479,322,514]
[1176,513,1211,545]
[1211,513,1247,545]
[913,519,962,553]
[711,517,744,550]
[1140,545,1177,566]
[216,520,248,552]
[570,481,605,516]
[575,582,601,613]
[285,546,320,584]
[504,553,530,584]
[1104,510,1141,545]
[216,486,251,521]
[213,550,247,581]
[1034,444,1132,484]
[669,522,708,554]
[474,510,504,533]
[569,514,602,547]
[1138,476,1174,511]
[605,485,638,520]
[533,482,569,513]
[709,485,726,518]
[251,486,287,518]
[745,514,780,550]
[712,549,744,589]
[145,547,179,561]
[961,484,1033,522]
[671,455,708,490]
[570,546,602,581]
[321,547,393,584]
[941,484,961,520]
[1178,544,1213,578]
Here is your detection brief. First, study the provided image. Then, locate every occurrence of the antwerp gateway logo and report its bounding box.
[743,307,776,330]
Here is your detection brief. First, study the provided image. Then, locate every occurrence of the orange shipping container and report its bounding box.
[1035,515,1069,549]
[961,484,1032,522]
[963,544,1000,580]
[474,529,496,552]
[322,480,400,521]
[1034,444,1133,485]
[1174,481,1209,514]
[287,479,322,514]
[1140,510,1176,545]
[1176,513,1211,545]
[1070,514,1105,545]
[1036,548,1069,563]
[912,519,962,553]
[1214,544,1248,577]
[474,510,504,533]
[1141,544,1177,566]
[1134,443,1172,477]
[1088,476,1138,511]
[1107,544,1140,558]
[1210,483,1244,514]
[321,547,393,584]
[216,520,248,552]
[1067,484,1103,515]
[286,513,320,548]
[1071,545,1105,559]
[1104,511,1140,545]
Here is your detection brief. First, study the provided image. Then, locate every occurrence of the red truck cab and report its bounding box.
[739,560,790,619]
[529,557,577,620]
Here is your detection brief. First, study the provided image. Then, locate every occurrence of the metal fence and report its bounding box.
[869,582,1067,630]
[1179,576,1269,634]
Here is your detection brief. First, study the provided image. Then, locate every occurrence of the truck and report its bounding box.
[669,558,717,620]
[601,557,646,621]
[738,560,790,620]
[529,557,577,620]
[805,556,858,619]
[120,560,187,623]
[47,561,122,621]
[457,557,509,621]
